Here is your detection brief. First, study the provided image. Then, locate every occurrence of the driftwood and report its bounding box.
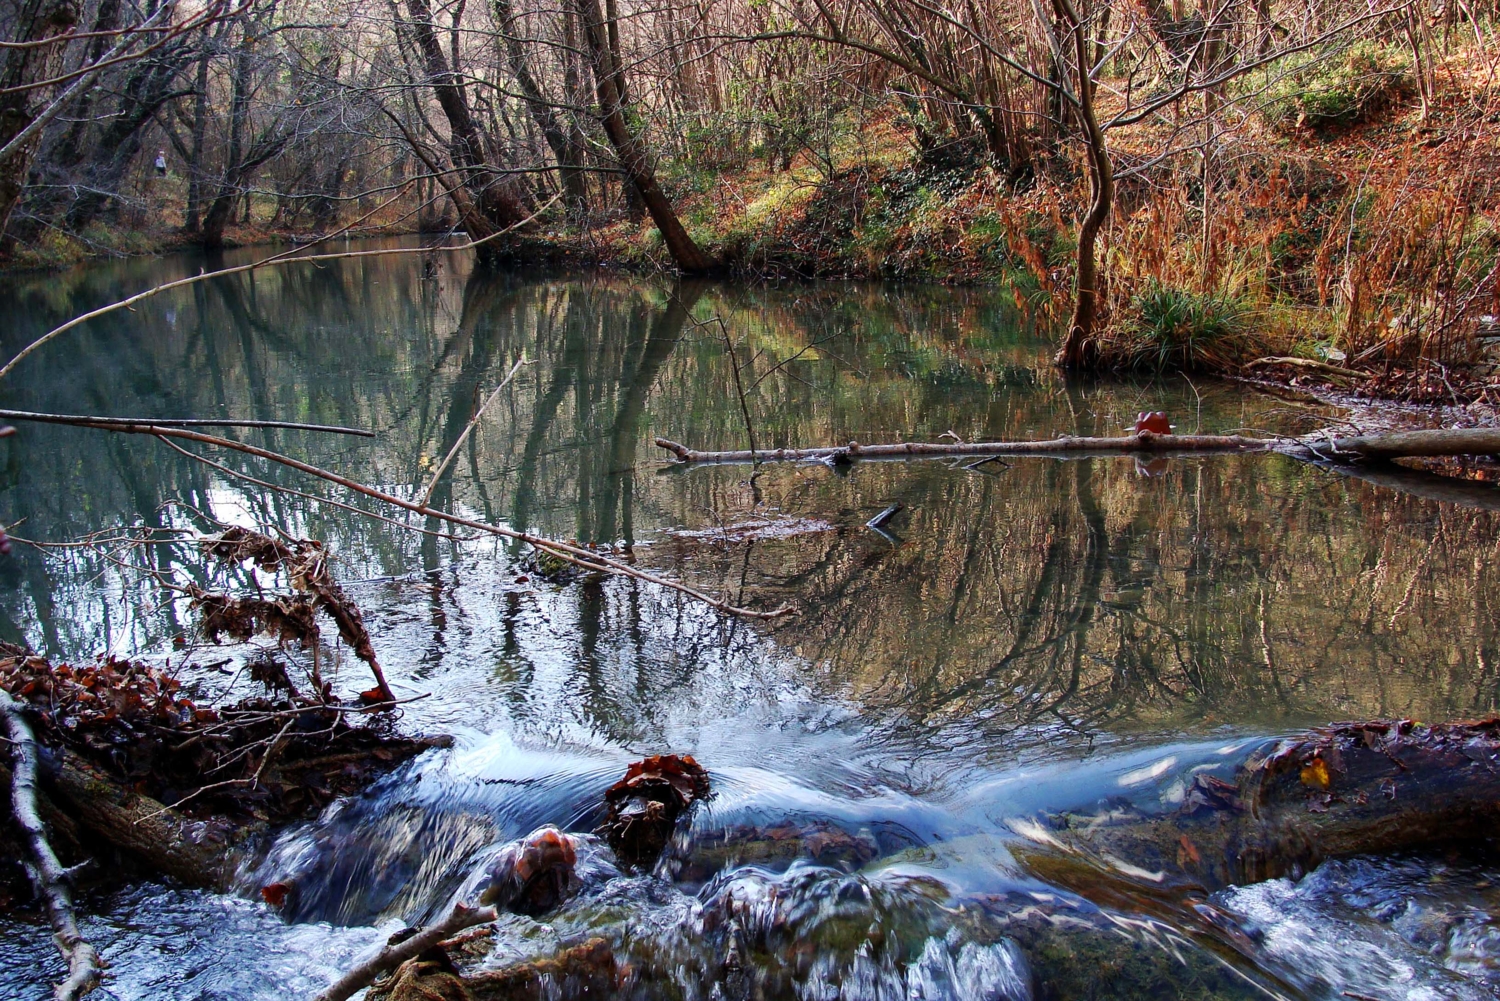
[1,690,103,1001]
[655,427,1500,466]
[44,748,255,888]
[1245,355,1368,380]
[314,901,500,1001]
[1,651,454,892]
[1015,718,1500,900]
[321,826,594,1001]
[655,432,1266,464]
[365,938,618,1001]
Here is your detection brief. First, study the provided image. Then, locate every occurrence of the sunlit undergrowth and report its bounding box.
[602,31,1498,391]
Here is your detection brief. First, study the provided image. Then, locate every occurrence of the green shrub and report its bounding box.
[1259,42,1415,132]
[1127,281,1251,370]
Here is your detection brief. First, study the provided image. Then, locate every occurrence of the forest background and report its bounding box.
[3,0,1500,384]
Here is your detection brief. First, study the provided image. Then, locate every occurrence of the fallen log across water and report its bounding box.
[654,427,1500,466]
[1012,718,1500,900]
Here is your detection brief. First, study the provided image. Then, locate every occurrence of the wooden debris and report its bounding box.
[315,901,499,1001]
[199,526,396,703]
[655,432,1266,464]
[656,427,1500,467]
[597,753,711,869]
[1,688,103,1001]
[1016,718,1500,897]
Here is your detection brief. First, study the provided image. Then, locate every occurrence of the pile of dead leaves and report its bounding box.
[0,649,445,824]
[597,753,711,868]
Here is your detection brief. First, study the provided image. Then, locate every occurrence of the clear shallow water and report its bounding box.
[1,242,1498,999]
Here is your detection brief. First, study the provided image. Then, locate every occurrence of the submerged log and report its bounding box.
[1015,718,1500,897]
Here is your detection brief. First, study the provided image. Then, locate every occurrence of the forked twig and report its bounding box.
[314,901,499,1001]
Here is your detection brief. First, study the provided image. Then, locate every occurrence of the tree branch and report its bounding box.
[1,689,103,1001]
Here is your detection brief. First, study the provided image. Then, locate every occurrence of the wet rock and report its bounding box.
[479,826,582,916]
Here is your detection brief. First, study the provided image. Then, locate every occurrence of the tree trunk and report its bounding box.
[1051,0,1113,370]
[404,0,524,261]
[571,0,716,274]
[0,0,78,243]
[200,11,254,249]
[184,34,213,234]
[490,0,589,214]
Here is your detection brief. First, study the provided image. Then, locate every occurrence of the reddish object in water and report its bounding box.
[1134,411,1173,435]
[479,826,581,915]
[598,754,711,868]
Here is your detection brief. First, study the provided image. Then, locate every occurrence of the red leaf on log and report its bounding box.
[1134,411,1173,435]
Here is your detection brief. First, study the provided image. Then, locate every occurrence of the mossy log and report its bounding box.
[41,748,259,889]
[27,738,450,891]
[1017,718,1500,897]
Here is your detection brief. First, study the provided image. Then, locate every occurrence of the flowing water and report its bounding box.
[1,240,1498,1000]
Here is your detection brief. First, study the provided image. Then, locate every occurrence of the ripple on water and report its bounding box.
[1217,853,1500,1000]
[0,883,386,1001]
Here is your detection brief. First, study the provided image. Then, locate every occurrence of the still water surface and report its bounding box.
[1,241,1498,999]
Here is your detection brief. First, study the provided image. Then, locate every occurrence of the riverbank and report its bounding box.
[4,40,1498,408]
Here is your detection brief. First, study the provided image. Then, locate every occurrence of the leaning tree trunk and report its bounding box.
[571,0,716,274]
[404,0,526,262]
[1051,0,1113,371]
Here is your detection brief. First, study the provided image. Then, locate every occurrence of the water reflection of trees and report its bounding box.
[644,454,1500,739]
[1,248,1491,742]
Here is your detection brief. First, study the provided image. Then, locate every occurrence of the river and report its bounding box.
[1,239,1497,999]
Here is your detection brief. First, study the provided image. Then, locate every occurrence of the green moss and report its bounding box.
[1257,42,1415,131]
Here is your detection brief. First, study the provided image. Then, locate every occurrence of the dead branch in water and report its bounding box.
[655,428,1500,466]
[92,422,787,619]
[1,689,102,1001]
[0,409,375,437]
[418,356,526,509]
[200,526,397,702]
[656,432,1270,464]
[314,901,499,1001]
